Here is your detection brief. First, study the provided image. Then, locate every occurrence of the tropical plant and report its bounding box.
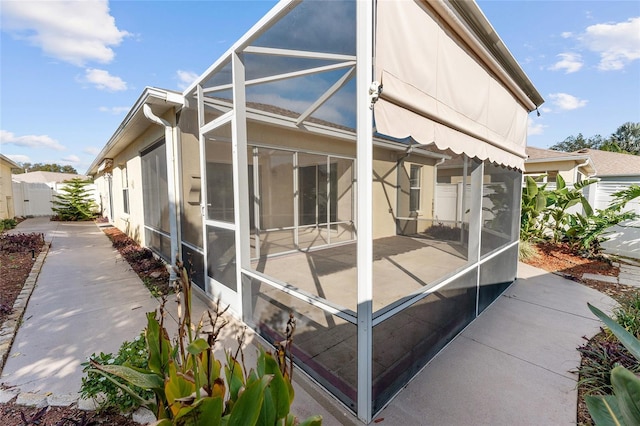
[585,303,640,425]
[520,175,549,240]
[565,184,640,255]
[543,174,596,243]
[51,178,97,221]
[85,260,322,426]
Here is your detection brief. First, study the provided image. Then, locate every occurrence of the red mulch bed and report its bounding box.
[101,225,172,296]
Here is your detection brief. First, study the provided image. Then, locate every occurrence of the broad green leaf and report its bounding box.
[146,312,172,376]
[556,174,566,190]
[535,192,547,213]
[225,353,245,402]
[174,396,223,426]
[87,368,155,410]
[187,338,210,356]
[584,395,622,426]
[227,375,272,426]
[195,396,223,426]
[580,197,594,217]
[588,304,640,360]
[90,363,164,390]
[525,176,539,198]
[165,361,196,416]
[259,382,277,426]
[264,351,290,419]
[611,366,640,425]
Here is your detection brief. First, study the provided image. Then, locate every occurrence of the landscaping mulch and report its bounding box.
[0,402,139,426]
[100,225,172,297]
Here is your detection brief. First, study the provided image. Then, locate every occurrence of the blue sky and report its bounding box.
[1,1,638,174]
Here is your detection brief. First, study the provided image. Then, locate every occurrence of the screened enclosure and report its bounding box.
[179,0,543,423]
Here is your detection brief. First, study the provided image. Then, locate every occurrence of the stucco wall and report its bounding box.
[0,160,15,219]
[525,160,579,184]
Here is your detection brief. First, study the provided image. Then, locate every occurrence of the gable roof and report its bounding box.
[12,171,90,184]
[525,146,589,162]
[574,149,640,177]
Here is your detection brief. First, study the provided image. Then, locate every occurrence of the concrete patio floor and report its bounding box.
[1,217,621,425]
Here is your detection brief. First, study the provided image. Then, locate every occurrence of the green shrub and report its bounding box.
[0,218,18,231]
[85,260,322,425]
[81,333,154,413]
[612,291,640,340]
[52,178,97,221]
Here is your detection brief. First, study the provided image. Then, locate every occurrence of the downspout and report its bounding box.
[576,157,597,212]
[576,158,595,178]
[144,104,179,282]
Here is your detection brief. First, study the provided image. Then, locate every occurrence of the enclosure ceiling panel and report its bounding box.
[374,0,532,170]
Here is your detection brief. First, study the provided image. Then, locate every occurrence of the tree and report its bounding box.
[609,122,640,155]
[51,178,97,221]
[14,162,78,174]
[549,133,600,152]
[549,122,640,156]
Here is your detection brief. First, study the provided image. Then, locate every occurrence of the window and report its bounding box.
[141,141,170,259]
[121,165,129,214]
[409,164,421,212]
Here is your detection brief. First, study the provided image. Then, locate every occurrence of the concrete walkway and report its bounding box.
[0,218,625,424]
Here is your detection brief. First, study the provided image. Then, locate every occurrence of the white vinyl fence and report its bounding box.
[12,181,99,217]
[592,180,640,259]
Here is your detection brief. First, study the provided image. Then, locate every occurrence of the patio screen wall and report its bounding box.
[183,0,536,422]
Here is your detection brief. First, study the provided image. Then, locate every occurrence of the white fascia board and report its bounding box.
[86,87,184,175]
[183,0,301,98]
[525,155,590,164]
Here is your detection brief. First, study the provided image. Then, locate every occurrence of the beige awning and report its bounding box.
[374,0,534,170]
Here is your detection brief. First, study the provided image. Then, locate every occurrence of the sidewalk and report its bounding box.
[0,218,621,424]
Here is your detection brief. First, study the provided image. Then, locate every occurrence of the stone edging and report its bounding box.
[0,241,51,374]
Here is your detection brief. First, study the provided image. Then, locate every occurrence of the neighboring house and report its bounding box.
[577,149,640,258]
[12,171,96,217]
[524,146,596,186]
[0,153,20,220]
[87,1,544,423]
[524,147,640,258]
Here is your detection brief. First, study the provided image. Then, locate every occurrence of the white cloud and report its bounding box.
[61,154,81,163]
[548,52,583,73]
[581,17,640,71]
[7,154,30,163]
[99,106,129,114]
[176,70,199,90]
[548,93,588,111]
[1,0,129,66]
[84,68,127,91]
[0,129,66,151]
[561,32,573,39]
[83,147,101,156]
[540,107,553,114]
[527,118,547,136]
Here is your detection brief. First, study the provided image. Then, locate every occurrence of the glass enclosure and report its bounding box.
[185,0,524,422]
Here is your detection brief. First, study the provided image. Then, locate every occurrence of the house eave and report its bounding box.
[87,87,184,175]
